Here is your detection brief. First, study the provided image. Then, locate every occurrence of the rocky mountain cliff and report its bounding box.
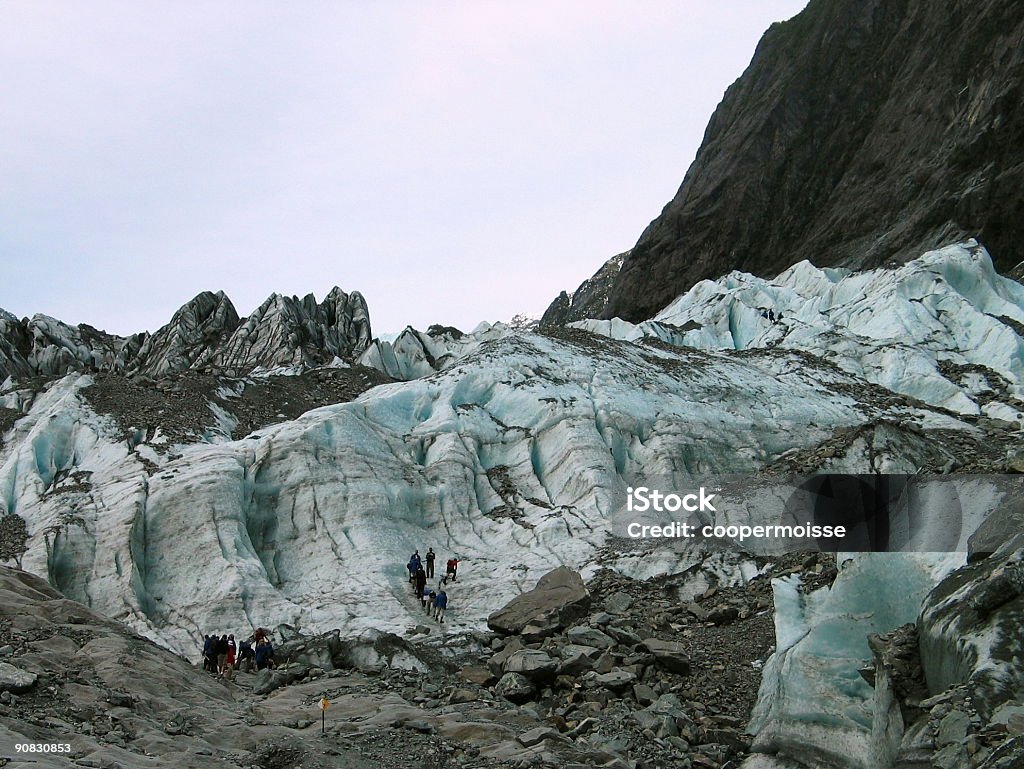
[540,252,627,327]
[0,287,372,382]
[598,0,1024,322]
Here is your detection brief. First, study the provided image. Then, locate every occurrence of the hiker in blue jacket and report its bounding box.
[433,589,448,623]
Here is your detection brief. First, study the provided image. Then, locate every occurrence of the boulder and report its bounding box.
[642,639,691,676]
[593,670,636,692]
[487,567,591,636]
[557,644,601,676]
[503,649,558,680]
[604,625,643,647]
[252,665,308,695]
[487,638,525,676]
[494,672,536,704]
[447,688,478,704]
[0,662,36,694]
[460,665,495,686]
[566,626,616,649]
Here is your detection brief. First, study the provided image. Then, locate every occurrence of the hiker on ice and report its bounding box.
[425,547,436,578]
[422,587,435,614]
[408,551,422,583]
[433,589,448,623]
[414,565,427,599]
[446,557,459,582]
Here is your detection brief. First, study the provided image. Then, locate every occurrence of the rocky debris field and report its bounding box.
[78,365,394,447]
[221,366,394,439]
[4,533,1024,769]
[0,552,828,769]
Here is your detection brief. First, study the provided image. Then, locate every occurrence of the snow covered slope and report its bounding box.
[573,242,1024,417]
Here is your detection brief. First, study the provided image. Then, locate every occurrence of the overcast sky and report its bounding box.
[1,1,807,336]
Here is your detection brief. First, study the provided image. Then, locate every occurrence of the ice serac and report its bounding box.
[745,553,963,769]
[575,243,1024,415]
[129,290,240,377]
[0,311,144,380]
[208,288,372,375]
[0,286,373,383]
[604,0,1024,322]
[917,509,1024,722]
[358,321,508,381]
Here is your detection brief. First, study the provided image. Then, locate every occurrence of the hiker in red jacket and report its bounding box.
[445,557,458,582]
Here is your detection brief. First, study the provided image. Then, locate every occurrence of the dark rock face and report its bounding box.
[540,251,626,326]
[0,287,372,381]
[604,0,1024,322]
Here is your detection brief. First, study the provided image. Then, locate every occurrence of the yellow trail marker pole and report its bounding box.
[319,697,329,735]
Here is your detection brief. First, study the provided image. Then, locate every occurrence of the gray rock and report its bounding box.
[540,252,627,327]
[593,670,636,692]
[937,709,971,747]
[604,625,643,647]
[633,683,657,706]
[488,637,525,676]
[604,591,634,615]
[642,639,691,676]
[967,489,1024,561]
[0,662,37,693]
[447,688,478,704]
[517,726,560,748]
[566,626,616,649]
[632,710,659,731]
[557,645,600,676]
[494,672,536,704]
[503,649,558,680]
[487,567,591,636]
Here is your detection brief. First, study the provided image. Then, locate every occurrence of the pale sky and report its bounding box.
[1,1,807,336]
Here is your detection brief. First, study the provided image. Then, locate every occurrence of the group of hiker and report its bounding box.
[407,548,456,623]
[201,627,275,679]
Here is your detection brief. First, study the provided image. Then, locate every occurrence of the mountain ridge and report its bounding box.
[0,287,372,382]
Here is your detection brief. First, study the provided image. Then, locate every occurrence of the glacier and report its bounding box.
[571,242,1024,417]
[1,241,1023,769]
[0,324,987,657]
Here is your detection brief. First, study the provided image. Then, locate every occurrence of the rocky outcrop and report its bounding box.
[541,251,626,326]
[0,286,372,382]
[604,0,1024,322]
